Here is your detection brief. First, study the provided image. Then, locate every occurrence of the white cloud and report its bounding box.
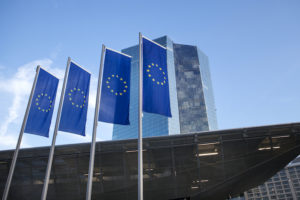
[0,58,112,150]
[88,76,98,109]
[0,59,63,149]
[0,59,53,135]
[0,134,31,151]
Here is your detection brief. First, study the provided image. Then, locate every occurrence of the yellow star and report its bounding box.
[147,69,150,72]
[38,107,41,110]
[36,103,39,105]
[125,85,128,88]
[50,100,52,103]
[120,78,123,81]
[152,63,154,66]
[164,80,166,83]
[45,93,48,96]
[48,96,51,99]
[46,110,48,112]
[152,78,155,82]
[42,109,45,112]
[157,81,159,84]
[148,74,151,77]
[76,105,79,107]
[119,93,123,95]
[78,88,80,91]
[164,77,166,79]
[159,68,162,70]
[80,106,82,108]
[163,72,165,75]
[156,64,158,67]
[69,98,72,101]
[71,89,73,92]
[107,85,110,88]
[41,93,44,96]
[115,93,118,95]
[108,77,111,80]
[38,95,40,98]
[106,81,109,84]
[111,89,114,93]
[124,81,127,84]
[68,93,71,96]
[123,90,126,93]
[74,88,77,91]
[161,82,163,85]
[72,102,75,105]
[112,75,115,77]
[116,75,119,78]
[148,65,151,68]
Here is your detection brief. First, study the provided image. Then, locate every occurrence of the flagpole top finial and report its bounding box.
[36,65,41,72]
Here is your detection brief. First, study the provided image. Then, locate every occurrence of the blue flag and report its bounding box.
[98,48,131,125]
[59,61,91,136]
[24,68,59,137]
[143,37,172,117]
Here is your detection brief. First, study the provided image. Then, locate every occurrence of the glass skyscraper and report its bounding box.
[112,36,217,140]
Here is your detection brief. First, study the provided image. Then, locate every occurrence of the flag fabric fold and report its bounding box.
[98,48,131,125]
[142,37,172,117]
[24,68,59,137]
[58,61,91,136]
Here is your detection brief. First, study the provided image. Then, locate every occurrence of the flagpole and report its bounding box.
[41,57,71,200]
[138,32,144,200]
[86,44,106,200]
[2,66,41,200]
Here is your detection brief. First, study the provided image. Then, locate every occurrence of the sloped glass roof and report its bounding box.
[0,122,300,200]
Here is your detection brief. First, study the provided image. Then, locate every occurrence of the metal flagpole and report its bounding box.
[138,32,144,200]
[2,66,41,200]
[86,44,106,200]
[41,57,71,200]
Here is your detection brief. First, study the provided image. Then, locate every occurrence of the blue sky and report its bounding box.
[0,0,299,150]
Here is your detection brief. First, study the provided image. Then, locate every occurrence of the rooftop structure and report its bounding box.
[1,122,299,199]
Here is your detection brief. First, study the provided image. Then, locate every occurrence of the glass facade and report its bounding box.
[244,157,300,200]
[173,44,212,134]
[112,36,217,140]
[197,48,218,130]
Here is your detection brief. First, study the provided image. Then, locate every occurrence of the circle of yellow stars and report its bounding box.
[68,88,86,109]
[35,93,53,112]
[105,74,128,96]
[145,63,167,86]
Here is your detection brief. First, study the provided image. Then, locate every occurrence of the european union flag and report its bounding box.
[59,61,91,136]
[143,37,172,117]
[24,68,59,137]
[98,48,131,125]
